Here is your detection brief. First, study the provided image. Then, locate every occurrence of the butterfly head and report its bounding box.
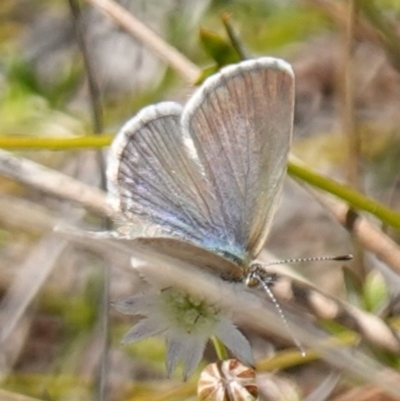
[244,262,278,288]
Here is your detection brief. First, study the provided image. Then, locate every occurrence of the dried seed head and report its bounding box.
[197,359,258,401]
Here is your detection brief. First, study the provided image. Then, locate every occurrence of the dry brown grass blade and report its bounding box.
[0,236,68,344]
[301,0,381,43]
[0,236,68,380]
[0,193,88,381]
[269,270,400,353]
[83,0,200,83]
[0,389,45,401]
[302,181,400,275]
[0,149,110,216]
[304,0,400,73]
[0,195,60,234]
[332,384,395,401]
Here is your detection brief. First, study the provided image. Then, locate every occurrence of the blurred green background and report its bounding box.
[1,1,400,400]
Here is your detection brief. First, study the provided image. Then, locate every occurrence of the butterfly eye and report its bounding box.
[244,271,259,288]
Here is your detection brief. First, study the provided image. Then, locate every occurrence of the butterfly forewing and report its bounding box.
[182,58,294,258]
[107,102,216,244]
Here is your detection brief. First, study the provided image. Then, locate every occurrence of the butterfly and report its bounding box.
[107,57,294,287]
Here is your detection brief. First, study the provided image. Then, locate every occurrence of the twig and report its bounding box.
[0,389,44,401]
[0,236,69,345]
[301,0,380,43]
[270,269,400,353]
[83,0,200,83]
[339,0,365,279]
[340,0,359,188]
[0,199,87,380]
[68,0,108,192]
[301,182,400,275]
[66,1,110,398]
[357,0,400,72]
[332,385,384,401]
[303,0,400,74]
[0,148,110,216]
[0,195,62,233]
[68,0,103,135]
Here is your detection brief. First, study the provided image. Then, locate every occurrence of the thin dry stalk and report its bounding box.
[0,149,110,216]
[340,0,359,188]
[0,389,44,401]
[332,384,388,401]
[68,0,110,398]
[83,0,200,83]
[339,0,365,279]
[0,235,68,379]
[303,182,400,275]
[301,0,380,43]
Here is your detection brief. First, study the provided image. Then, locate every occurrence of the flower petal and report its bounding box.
[166,332,207,379]
[166,335,183,377]
[181,336,207,380]
[113,294,157,315]
[215,319,254,366]
[122,317,167,344]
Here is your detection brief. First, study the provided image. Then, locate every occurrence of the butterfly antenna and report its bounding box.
[264,254,353,267]
[245,254,352,355]
[249,270,306,356]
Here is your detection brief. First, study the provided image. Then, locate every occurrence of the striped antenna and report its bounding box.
[245,254,352,356]
[244,266,306,355]
[263,254,353,267]
[257,274,306,356]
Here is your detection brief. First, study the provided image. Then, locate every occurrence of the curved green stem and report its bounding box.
[2,135,400,231]
[0,135,113,150]
[288,159,400,230]
[211,336,229,361]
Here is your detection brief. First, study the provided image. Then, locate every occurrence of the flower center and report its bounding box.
[160,288,220,334]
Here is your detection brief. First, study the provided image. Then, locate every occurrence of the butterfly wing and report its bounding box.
[136,237,243,281]
[182,58,294,258]
[108,58,294,263]
[107,102,220,245]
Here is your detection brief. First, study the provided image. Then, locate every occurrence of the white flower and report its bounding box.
[114,288,254,380]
